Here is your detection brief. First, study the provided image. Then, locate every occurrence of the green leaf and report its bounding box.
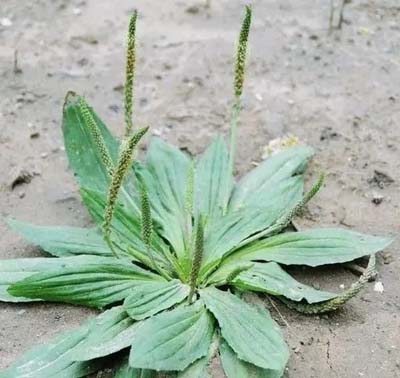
[137,137,190,257]
[0,323,104,378]
[195,136,232,220]
[124,280,189,320]
[229,145,313,210]
[129,301,214,371]
[70,306,138,361]
[0,255,108,302]
[231,262,337,303]
[219,339,283,378]
[200,287,288,371]
[81,187,169,267]
[200,177,303,278]
[7,219,110,257]
[176,333,218,378]
[62,92,119,193]
[222,228,393,267]
[8,257,164,308]
[115,359,156,378]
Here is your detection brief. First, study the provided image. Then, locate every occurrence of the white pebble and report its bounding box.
[0,17,13,27]
[374,281,384,293]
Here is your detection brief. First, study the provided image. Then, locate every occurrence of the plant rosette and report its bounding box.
[0,7,393,378]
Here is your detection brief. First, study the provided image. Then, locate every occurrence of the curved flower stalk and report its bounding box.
[0,7,393,378]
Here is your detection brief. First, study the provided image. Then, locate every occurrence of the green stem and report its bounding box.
[227,96,241,187]
[104,235,119,259]
[225,97,241,214]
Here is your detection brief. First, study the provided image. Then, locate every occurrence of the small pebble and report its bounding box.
[371,192,384,205]
[374,281,384,293]
[0,17,13,27]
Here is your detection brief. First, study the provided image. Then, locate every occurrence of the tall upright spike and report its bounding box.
[103,126,148,257]
[124,11,138,137]
[234,5,252,98]
[188,216,204,303]
[227,6,252,210]
[78,98,114,176]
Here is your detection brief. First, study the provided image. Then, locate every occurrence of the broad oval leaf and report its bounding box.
[70,306,138,361]
[222,228,393,267]
[231,262,337,303]
[7,219,110,257]
[229,145,313,210]
[0,255,109,303]
[176,333,218,378]
[200,287,288,371]
[123,279,189,320]
[0,323,104,378]
[195,136,232,220]
[219,339,283,378]
[8,257,164,308]
[230,145,313,210]
[129,301,214,371]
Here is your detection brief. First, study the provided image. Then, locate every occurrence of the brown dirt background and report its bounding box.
[0,0,399,377]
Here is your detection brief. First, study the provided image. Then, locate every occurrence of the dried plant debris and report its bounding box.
[368,170,395,189]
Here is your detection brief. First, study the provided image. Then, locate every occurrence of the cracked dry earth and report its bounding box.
[0,1,399,377]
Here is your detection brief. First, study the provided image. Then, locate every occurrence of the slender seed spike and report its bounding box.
[226,263,254,284]
[124,11,138,137]
[184,161,195,217]
[188,217,204,303]
[302,173,324,206]
[281,254,376,314]
[102,127,148,257]
[78,98,114,176]
[234,5,252,97]
[139,179,156,267]
[271,173,325,234]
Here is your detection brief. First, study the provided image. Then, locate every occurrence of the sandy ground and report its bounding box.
[0,0,399,377]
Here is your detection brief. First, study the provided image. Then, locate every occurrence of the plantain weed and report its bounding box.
[0,6,393,378]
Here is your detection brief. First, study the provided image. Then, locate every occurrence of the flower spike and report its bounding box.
[103,126,148,257]
[78,97,114,176]
[234,5,252,98]
[124,10,138,137]
[188,216,204,303]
